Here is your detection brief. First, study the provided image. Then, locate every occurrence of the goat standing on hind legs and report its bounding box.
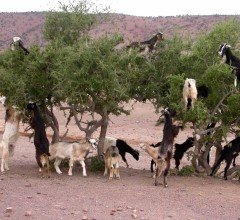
[155,108,180,187]
[27,103,50,178]
[0,106,22,172]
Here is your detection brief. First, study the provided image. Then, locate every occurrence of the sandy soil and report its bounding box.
[0,101,239,220]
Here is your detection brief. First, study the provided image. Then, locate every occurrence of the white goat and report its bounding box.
[49,138,97,176]
[104,145,121,179]
[0,106,21,172]
[183,78,198,109]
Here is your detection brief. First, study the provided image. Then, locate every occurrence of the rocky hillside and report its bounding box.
[0,12,239,51]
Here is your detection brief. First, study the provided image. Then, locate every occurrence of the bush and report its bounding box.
[178,165,195,176]
[88,156,105,172]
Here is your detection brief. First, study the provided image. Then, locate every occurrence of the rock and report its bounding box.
[25,183,31,187]
[117,207,123,211]
[82,215,88,220]
[25,211,32,216]
[27,196,33,199]
[5,207,13,213]
[132,213,138,219]
[111,209,117,213]
[127,206,132,209]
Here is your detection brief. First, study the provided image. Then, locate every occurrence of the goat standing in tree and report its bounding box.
[218,43,240,87]
[10,36,30,55]
[155,108,180,187]
[127,32,164,54]
[183,78,198,110]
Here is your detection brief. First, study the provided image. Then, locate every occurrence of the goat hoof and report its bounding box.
[164,184,168,188]
[68,173,73,176]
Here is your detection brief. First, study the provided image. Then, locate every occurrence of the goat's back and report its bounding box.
[49,141,91,160]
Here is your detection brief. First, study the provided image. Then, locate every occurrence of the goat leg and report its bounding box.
[54,158,62,174]
[80,160,87,177]
[109,168,113,179]
[154,167,159,186]
[68,158,74,176]
[224,159,232,180]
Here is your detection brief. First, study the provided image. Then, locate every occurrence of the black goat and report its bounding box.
[27,103,50,177]
[155,108,179,187]
[104,137,139,167]
[127,32,164,54]
[197,85,209,98]
[173,137,194,170]
[218,43,240,87]
[210,136,240,180]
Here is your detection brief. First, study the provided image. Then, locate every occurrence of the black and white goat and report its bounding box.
[218,43,240,87]
[27,102,50,177]
[155,108,180,187]
[210,136,240,180]
[183,78,198,109]
[127,32,164,54]
[10,37,30,55]
[149,141,161,173]
[103,137,139,167]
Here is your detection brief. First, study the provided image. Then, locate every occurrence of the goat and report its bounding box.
[10,37,30,55]
[140,143,159,177]
[104,137,139,167]
[173,137,194,170]
[104,145,121,179]
[27,102,50,177]
[218,43,240,87]
[149,142,161,172]
[155,108,179,187]
[127,32,164,54]
[210,136,240,180]
[49,139,97,176]
[149,138,195,172]
[197,85,209,98]
[183,78,198,110]
[0,106,21,172]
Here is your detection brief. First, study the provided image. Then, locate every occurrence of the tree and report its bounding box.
[132,19,240,176]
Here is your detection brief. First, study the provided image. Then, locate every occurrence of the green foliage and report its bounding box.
[178,165,195,176]
[88,156,105,172]
[44,0,108,46]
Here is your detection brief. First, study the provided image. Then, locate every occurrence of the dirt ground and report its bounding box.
[0,101,239,220]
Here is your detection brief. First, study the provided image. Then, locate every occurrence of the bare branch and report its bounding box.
[211,91,232,117]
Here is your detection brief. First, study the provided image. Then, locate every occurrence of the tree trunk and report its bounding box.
[45,107,60,144]
[211,142,222,174]
[97,111,108,156]
[191,124,204,173]
[199,143,211,175]
[226,165,240,180]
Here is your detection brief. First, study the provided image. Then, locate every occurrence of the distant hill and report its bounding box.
[0,12,239,51]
